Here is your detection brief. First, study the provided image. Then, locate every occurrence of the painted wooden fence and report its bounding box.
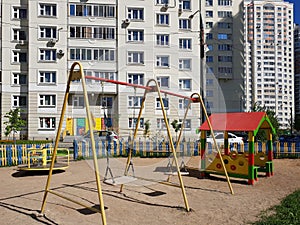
[1,141,300,167]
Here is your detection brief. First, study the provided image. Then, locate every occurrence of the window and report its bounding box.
[128,96,143,108]
[218,22,232,29]
[12,51,27,63]
[179,19,191,29]
[128,73,144,85]
[39,95,56,107]
[206,11,213,17]
[156,0,169,4]
[12,73,27,85]
[156,13,169,25]
[127,30,144,42]
[39,49,57,61]
[207,44,213,51]
[179,38,191,50]
[206,56,213,62]
[218,11,232,18]
[206,79,213,86]
[129,118,144,129]
[179,79,191,90]
[218,56,232,62]
[156,34,170,46]
[39,117,56,129]
[218,67,232,74]
[206,33,213,40]
[39,26,57,39]
[70,48,115,61]
[127,51,144,64]
[218,44,232,51]
[70,26,115,40]
[156,56,169,67]
[39,71,57,84]
[127,8,144,20]
[179,99,191,109]
[13,95,27,107]
[13,29,26,41]
[218,0,232,6]
[157,118,169,129]
[206,22,213,29]
[157,76,170,88]
[206,0,213,6]
[39,3,57,17]
[13,7,27,19]
[100,97,113,108]
[179,59,191,70]
[73,96,84,107]
[206,90,214,97]
[179,119,191,130]
[218,33,231,40]
[94,71,116,81]
[69,4,115,18]
[156,98,169,109]
[179,0,191,10]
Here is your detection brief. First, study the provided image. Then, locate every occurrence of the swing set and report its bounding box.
[40,62,234,225]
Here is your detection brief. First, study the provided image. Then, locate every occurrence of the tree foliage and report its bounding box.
[143,119,150,138]
[4,108,26,138]
[251,102,280,140]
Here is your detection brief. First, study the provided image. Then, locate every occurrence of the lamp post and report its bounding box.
[189,9,206,124]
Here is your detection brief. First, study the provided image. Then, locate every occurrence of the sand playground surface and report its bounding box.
[1,157,300,225]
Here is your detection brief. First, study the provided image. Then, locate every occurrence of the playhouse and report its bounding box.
[189,112,276,185]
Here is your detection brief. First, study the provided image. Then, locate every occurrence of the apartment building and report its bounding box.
[203,0,244,114]
[295,24,300,116]
[1,1,68,140]
[244,0,294,129]
[1,0,202,140]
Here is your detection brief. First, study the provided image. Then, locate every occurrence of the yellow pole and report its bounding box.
[79,62,107,225]
[40,62,107,225]
[195,92,234,195]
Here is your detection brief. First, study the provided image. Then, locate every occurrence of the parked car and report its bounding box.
[79,130,120,143]
[206,132,244,145]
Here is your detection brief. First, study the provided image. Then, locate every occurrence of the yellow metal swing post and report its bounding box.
[40,62,107,225]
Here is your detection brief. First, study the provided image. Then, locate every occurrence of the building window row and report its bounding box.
[70,4,115,17]
[70,48,115,61]
[70,26,115,40]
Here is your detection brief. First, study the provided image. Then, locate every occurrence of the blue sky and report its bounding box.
[288,0,300,24]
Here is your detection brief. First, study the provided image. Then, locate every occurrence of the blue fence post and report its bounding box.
[6,145,12,166]
[73,140,78,160]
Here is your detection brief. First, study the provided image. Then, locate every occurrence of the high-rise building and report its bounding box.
[203,0,244,114]
[294,24,300,116]
[244,0,294,129]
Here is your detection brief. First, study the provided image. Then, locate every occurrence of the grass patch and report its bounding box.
[253,189,300,225]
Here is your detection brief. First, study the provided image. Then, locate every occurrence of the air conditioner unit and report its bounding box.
[49,39,57,44]
[178,8,183,14]
[161,4,169,11]
[123,19,130,24]
[18,40,25,45]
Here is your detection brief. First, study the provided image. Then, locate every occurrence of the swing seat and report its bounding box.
[104,176,137,185]
[164,171,189,176]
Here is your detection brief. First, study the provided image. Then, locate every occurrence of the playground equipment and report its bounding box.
[186,112,276,185]
[40,62,234,225]
[18,147,70,171]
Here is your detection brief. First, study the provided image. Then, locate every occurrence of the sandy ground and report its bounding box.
[0,157,300,225]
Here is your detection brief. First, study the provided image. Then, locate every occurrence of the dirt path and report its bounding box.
[0,158,300,225]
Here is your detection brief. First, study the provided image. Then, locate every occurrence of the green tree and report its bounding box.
[171,119,182,140]
[251,102,280,141]
[294,115,300,132]
[4,108,26,140]
[143,120,150,138]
